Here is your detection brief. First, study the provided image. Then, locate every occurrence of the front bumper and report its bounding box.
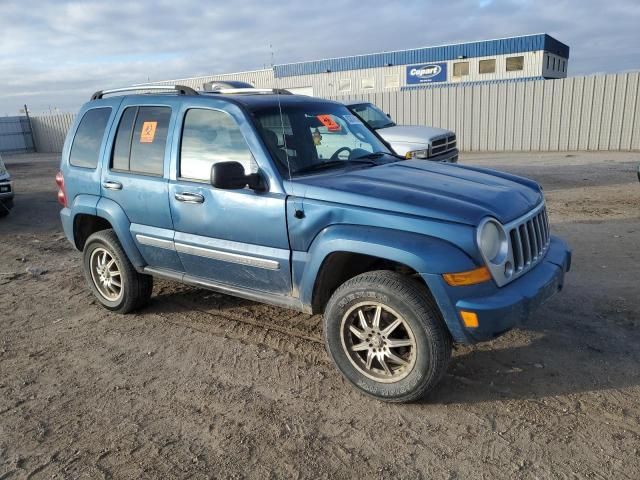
[0,181,14,212]
[0,180,13,200]
[429,148,458,163]
[424,236,571,344]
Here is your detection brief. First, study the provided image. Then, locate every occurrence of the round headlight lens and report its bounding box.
[479,220,505,264]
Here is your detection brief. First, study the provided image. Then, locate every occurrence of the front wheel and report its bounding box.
[323,270,451,402]
[83,229,153,314]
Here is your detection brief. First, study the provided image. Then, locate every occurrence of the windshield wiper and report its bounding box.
[294,159,378,175]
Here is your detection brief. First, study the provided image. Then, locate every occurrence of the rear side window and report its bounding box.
[69,108,111,168]
[180,109,256,181]
[111,106,171,176]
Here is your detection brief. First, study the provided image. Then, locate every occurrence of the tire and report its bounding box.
[82,229,153,314]
[323,270,451,403]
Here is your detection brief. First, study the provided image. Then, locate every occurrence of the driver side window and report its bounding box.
[180,109,257,182]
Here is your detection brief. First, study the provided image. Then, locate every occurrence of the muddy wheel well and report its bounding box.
[311,252,428,314]
[73,214,113,251]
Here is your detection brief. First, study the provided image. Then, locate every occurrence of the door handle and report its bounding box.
[174,192,205,204]
[103,181,122,190]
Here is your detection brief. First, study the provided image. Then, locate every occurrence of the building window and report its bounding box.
[453,61,469,77]
[361,78,375,90]
[546,55,550,69]
[553,58,557,70]
[478,59,496,74]
[338,78,351,92]
[506,56,524,72]
[384,74,400,89]
[562,60,566,73]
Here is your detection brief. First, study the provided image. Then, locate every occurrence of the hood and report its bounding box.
[288,160,542,226]
[377,125,453,146]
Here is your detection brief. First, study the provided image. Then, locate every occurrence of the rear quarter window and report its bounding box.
[69,108,112,169]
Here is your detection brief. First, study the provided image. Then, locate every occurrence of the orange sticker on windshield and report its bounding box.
[316,115,341,132]
[140,121,157,143]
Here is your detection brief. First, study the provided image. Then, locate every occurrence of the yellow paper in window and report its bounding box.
[140,121,157,143]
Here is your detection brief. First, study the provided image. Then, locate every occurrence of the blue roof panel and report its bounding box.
[274,34,569,78]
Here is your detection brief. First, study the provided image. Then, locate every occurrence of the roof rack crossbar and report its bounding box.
[90,85,198,101]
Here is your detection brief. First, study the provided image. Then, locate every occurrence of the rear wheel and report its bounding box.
[83,229,153,313]
[323,270,451,402]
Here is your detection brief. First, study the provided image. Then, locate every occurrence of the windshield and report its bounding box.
[0,154,6,176]
[348,103,396,130]
[253,103,393,177]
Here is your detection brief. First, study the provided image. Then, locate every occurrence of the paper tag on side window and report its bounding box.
[316,115,341,132]
[140,121,157,143]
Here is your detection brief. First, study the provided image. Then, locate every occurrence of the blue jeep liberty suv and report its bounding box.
[57,84,571,402]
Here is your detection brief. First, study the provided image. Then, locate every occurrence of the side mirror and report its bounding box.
[210,161,265,191]
[386,113,392,118]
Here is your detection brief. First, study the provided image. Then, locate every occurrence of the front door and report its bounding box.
[168,106,291,295]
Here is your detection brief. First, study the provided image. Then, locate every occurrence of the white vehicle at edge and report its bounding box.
[344,101,458,163]
[0,153,14,217]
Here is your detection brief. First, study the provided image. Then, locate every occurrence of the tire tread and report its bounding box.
[324,270,451,403]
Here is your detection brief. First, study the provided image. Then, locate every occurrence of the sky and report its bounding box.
[0,0,639,116]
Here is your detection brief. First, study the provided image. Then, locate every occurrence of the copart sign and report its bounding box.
[406,63,447,84]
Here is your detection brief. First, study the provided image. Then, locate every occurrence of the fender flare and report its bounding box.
[296,224,477,307]
[94,197,146,269]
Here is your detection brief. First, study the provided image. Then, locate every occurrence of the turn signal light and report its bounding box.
[460,311,479,328]
[442,266,491,286]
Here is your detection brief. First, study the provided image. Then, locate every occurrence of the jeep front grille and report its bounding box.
[430,134,457,157]
[508,205,550,276]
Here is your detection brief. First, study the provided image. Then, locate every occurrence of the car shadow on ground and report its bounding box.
[143,284,640,406]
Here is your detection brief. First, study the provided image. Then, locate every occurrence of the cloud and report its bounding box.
[0,0,638,115]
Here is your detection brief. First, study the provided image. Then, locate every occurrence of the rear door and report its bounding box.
[101,98,183,272]
[168,103,291,295]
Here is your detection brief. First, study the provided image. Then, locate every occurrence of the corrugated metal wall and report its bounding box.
[279,51,549,97]
[274,34,569,77]
[0,116,34,154]
[29,72,640,154]
[30,113,75,154]
[329,72,640,151]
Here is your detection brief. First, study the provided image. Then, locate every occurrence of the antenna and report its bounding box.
[271,44,292,180]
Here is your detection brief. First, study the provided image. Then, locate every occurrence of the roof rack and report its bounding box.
[90,85,198,101]
[202,80,292,95]
[203,80,254,91]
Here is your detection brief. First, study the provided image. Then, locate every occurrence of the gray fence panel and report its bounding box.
[0,116,34,154]
[31,113,75,153]
[633,75,640,151]
[621,73,639,150]
[27,73,640,154]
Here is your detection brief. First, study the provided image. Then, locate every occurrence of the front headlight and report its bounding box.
[405,149,429,159]
[477,219,508,265]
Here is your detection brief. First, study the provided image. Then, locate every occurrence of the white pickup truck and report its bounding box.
[344,101,458,163]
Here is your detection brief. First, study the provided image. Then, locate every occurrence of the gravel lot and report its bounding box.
[1,151,639,479]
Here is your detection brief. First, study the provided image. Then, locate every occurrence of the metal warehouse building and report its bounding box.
[151,33,569,96]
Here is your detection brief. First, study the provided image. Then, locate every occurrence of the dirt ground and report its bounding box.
[1,151,639,479]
